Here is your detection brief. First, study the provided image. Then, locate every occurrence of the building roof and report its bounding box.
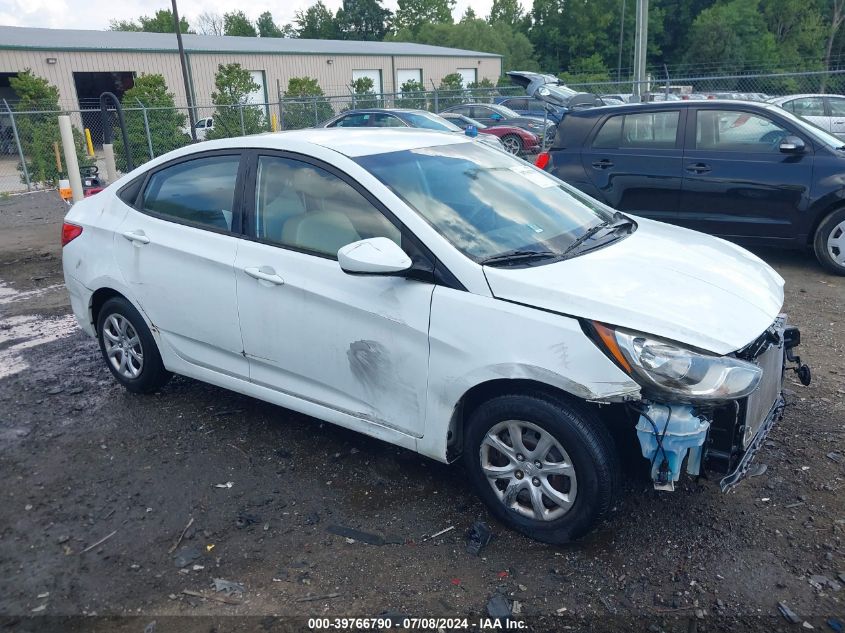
[0,25,501,58]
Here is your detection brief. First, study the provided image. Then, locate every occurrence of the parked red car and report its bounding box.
[440,112,541,155]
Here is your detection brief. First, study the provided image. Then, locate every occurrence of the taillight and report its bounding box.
[61,222,83,247]
[534,151,550,170]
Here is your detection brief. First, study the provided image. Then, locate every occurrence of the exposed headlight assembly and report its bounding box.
[591,322,762,402]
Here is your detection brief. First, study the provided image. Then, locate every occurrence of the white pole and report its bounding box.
[58,115,83,203]
[632,0,649,102]
[103,144,118,184]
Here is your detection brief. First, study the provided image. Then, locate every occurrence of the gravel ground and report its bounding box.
[0,191,843,632]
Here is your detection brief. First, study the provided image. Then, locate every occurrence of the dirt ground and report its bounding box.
[0,191,843,632]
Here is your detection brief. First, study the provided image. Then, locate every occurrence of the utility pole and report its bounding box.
[631,0,648,102]
[171,0,197,141]
[617,0,626,82]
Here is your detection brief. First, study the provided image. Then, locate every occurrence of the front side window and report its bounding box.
[356,142,615,262]
[142,155,240,231]
[254,155,400,257]
[696,110,788,152]
[592,111,680,149]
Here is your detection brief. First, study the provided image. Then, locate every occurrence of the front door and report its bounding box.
[677,107,813,243]
[826,96,845,138]
[234,153,433,436]
[579,109,685,221]
[113,152,248,377]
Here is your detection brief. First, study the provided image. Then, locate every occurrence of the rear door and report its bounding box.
[781,96,829,132]
[113,151,248,377]
[677,106,813,242]
[578,109,685,221]
[825,96,845,138]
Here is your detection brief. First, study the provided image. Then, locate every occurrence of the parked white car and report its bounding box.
[770,94,845,138]
[61,129,808,542]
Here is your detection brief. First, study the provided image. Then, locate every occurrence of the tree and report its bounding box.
[396,79,427,108]
[223,10,257,37]
[350,76,382,108]
[461,7,478,22]
[684,0,780,76]
[257,11,284,37]
[196,11,223,35]
[336,0,393,40]
[467,77,495,100]
[115,74,187,171]
[823,0,845,88]
[206,64,265,139]
[394,0,455,34]
[9,71,90,185]
[438,72,465,108]
[282,77,334,129]
[295,1,339,39]
[392,18,539,74]
[488,0,524,27]
[558,54,612,92]
[109,9,189,33]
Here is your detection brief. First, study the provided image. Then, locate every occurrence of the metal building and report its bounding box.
[0,25,503,109]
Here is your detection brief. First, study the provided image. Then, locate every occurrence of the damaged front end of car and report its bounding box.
[585,316,810,492]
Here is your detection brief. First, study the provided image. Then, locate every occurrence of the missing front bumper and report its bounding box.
[719,394,785,491]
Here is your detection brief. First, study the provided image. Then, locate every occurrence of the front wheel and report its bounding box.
[814,208,845,275]
[96,297,172,393]
[501,134,522,155]
[464,393,619,543]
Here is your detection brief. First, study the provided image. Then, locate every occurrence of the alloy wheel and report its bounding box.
[102,313,144,379]
[502,136,522,155]
[480,419,577,521]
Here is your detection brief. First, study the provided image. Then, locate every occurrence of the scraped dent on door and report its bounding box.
[347,338,421,419]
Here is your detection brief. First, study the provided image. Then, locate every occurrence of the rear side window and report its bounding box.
[118,175,144,206]
[142,155,241,231]
[592,111,680,149]
[784,97,824,116]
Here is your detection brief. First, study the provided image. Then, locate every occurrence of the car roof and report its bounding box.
[769,93,844,104]
[564,99,779,118]
[179,128,470,158]
[338,108,430,115]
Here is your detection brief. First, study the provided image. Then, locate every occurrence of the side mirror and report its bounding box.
[465,125,478,137]
[338,237,412,275]
[779,135,805,153]
[491,113,503,121]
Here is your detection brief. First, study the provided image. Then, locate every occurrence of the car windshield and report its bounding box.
[764,103,845,148]
[356,141,616,262]
[402,111,461,132]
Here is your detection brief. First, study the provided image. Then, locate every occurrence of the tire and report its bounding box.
[813,208,845,275]
[464,392,620,543]
[501,134,522,155]
[96,297,172,394]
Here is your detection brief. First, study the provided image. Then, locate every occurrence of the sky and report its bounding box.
[0,0,532,31]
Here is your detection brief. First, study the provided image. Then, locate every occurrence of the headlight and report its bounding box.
[591,322,762,402]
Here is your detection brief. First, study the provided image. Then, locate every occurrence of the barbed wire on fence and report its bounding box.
[4,69,845,194]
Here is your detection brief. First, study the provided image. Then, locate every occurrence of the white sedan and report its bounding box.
[769,93,845,138]
[62,128,807,542]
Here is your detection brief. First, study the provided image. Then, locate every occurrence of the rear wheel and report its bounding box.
[813,208,845,275]
[501,135,522,155]
[96,297,172,393]
[464,392,619,543]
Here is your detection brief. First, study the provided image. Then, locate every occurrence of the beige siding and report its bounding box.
[0,50,186,109]
[0,47,502,109]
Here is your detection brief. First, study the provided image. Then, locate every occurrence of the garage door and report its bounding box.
[352,69,382,94]
[247,71,266,105]
[397,69,422,92]
[457,68,477,87]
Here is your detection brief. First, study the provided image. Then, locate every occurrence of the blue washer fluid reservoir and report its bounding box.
[635,404,710,491]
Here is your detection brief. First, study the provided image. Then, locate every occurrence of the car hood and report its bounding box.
[482,217,785,355]
[506,70,601,109]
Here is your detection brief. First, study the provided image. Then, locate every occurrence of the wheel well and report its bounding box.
[807,203,845,247]
[90,288,125,333]
[446,378,610,461]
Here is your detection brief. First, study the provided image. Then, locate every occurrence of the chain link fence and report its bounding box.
[3,70,845,195]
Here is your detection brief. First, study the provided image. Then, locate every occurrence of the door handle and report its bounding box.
[685,163,711,174]
[591,159,614,169]
[122,230,150,245]
[244,266,284,285]
[835,120,845,124]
